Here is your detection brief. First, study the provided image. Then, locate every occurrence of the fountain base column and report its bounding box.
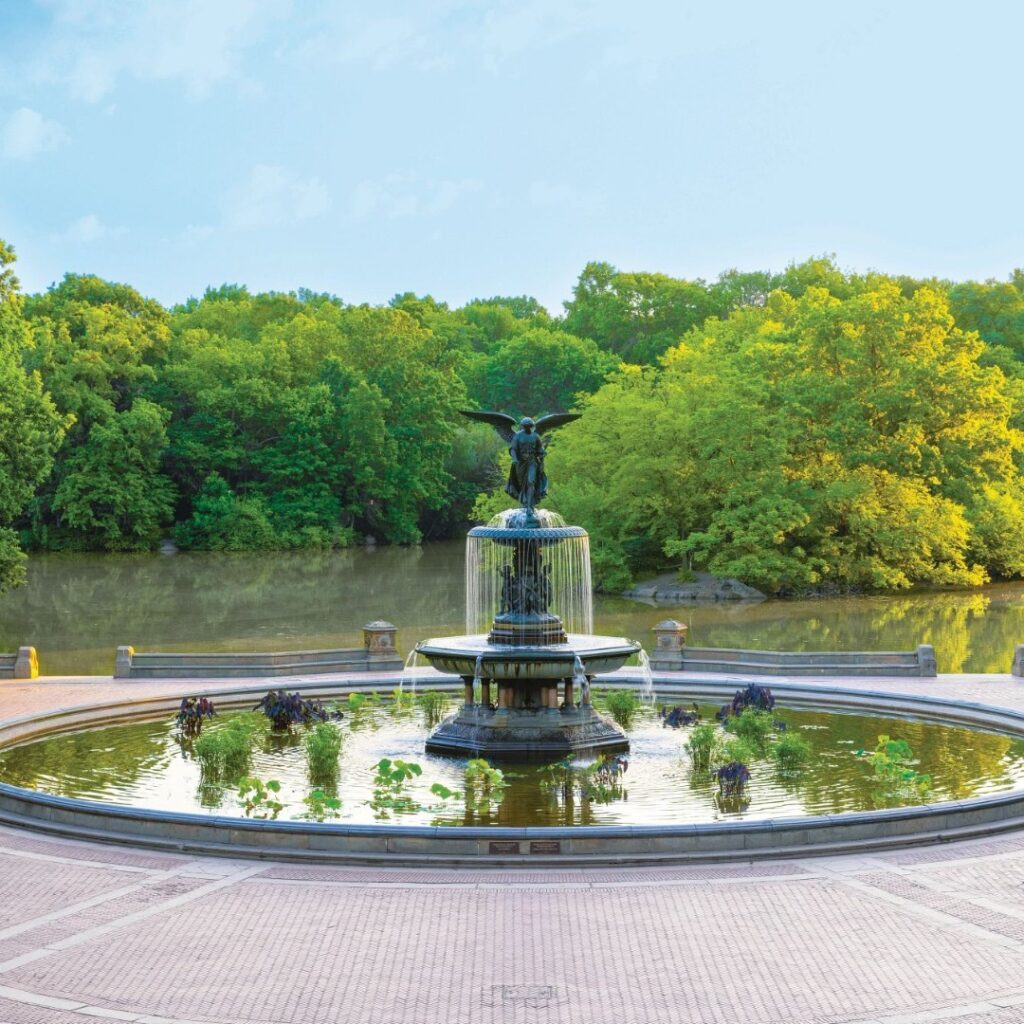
[425,700,628,762]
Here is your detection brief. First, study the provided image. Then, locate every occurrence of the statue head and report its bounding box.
[519,417,535,432]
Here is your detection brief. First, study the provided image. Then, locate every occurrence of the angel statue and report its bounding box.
[461,410,581,512]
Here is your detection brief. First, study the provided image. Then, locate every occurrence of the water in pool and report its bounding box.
[2,694,1023,827]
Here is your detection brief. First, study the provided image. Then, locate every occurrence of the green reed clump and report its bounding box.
[193,714,262,780]
[417,690,449,727]
[724,708,774,746]
[720,736,756,768]
[603,689,639,729]
[686,722,723,770]
[304,721,343,783]
[772,733,812,770]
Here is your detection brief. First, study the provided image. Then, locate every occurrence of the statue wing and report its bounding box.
[460,409,518,445]
[534,412,581,436]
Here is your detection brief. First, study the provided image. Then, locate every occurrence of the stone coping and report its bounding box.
[3,675,1024,864]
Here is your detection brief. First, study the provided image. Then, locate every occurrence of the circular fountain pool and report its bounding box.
[4,683,1024,864]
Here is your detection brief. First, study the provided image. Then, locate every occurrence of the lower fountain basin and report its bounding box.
[415,633,641,681]
[425,703,629,760]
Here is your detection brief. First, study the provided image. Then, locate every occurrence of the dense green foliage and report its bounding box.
[4,230,1024,597]
[0,244,67,592]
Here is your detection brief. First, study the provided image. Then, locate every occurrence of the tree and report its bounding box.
[563,261,727,363]
[22,274,174,550]
[0,242,67,590]
[551,281,1024,593]
[467,327,617,414]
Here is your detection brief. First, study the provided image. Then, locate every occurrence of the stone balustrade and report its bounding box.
[114,621,402,679]
[649,620,936,677]
[0,647,39,680]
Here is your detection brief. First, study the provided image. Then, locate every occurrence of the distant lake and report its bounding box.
[1,544,1022,675]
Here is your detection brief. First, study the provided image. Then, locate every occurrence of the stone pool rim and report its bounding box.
[3,675,1024,865]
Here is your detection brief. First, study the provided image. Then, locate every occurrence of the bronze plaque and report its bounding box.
[488,841,521,855]
[530,840,562,855]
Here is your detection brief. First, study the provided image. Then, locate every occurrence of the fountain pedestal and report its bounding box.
[425,702,629,761]
[416,505,641,762]
[416,633,638,760]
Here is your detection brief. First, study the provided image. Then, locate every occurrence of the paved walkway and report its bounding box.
[4,671,1024,1023]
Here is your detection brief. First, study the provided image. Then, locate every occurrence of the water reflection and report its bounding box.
[1,548,1024,674]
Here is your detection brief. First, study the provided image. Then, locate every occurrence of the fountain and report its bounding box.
[416,409,641,760]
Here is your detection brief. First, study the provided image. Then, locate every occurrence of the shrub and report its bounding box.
[603,689,639,728]
[721,736,756,767]
[724,708,774,746]
[686,723,723,770]
[193,714,261,779]
[772,733,812,769]
[305,722,342,782]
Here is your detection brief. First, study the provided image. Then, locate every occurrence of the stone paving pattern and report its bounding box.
[5,670,1024,1022]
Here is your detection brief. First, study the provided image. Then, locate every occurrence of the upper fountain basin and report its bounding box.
[415,633,641,680]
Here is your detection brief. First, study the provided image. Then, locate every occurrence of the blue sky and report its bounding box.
[1,0,1022,313]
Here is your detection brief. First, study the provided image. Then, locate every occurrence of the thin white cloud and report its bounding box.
[350,174,481,221]
[2,107,68,160]
[33,0,286,102]
[60,214,126,243]
[224,164,331,230]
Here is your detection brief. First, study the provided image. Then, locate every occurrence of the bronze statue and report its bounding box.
[461,411,580,511]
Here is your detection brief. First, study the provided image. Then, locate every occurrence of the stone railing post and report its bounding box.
[1013,645,1024,678]
[114,645,135,679]
[650,620,688,671]
[13,646,38,679]
[916,644,937,677]
[362,621,402,670]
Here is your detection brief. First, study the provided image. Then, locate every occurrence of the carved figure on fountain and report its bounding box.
[460,410,580,514]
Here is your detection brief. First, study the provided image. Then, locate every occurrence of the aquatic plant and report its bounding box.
[721,736,756,767]
[540,754,628,804]
[304,722,342,783]
[193,714,261,779]
[368,757,423,819]
[661,703,700,728]
[390,688,414,714]
[772,733,812,769]
[724,707,774,746]
[603,689,639,729]
[237,776,283,818]
[175,696,216,738]
[302,787,342,821]
[859,735,932,799]
[686,723,724,770]
[254,690,329,731]
[464,758,506,811]
[716,684,776,722]
[715,761,751,797]
[417,690,449,727]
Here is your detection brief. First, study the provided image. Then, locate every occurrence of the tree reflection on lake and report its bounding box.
[1,547,1023,674]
